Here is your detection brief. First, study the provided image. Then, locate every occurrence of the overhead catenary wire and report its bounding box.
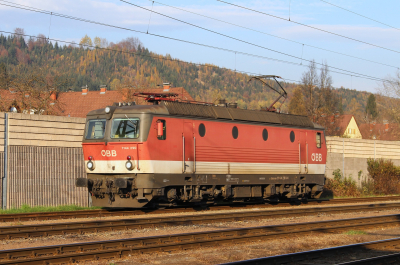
[216,0,400,55]
[117,0,392,83]
[0,0,393,84]
[0,29,269,79]
[320,0,400,31]
[0,29,359,91]
[147,0,399,70]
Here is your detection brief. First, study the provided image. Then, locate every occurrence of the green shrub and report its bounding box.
[325,169,360,197]
[367,158,400,195]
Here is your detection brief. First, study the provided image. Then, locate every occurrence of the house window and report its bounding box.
[316,132,322,148]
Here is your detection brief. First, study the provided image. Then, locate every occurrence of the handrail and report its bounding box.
[306,143,308,173]
[193,136,196,173]
[136,143,140,171]
[299,142,301,173]
[182,135,185,173]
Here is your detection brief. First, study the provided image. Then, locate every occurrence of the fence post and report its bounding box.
[2,113,7,209]
[342,138,345,178]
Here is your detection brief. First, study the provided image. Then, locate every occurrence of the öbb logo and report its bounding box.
[101,150,117,157]
[311,153,322,162]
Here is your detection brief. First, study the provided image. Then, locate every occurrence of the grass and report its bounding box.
[0,204,101,214]
[343,230,368,235]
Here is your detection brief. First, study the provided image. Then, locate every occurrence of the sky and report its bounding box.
[1,0,400,93]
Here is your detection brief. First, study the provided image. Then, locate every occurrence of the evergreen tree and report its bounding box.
[0,62,9,89]
[365,94,378,119]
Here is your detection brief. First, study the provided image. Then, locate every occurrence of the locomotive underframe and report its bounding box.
[79,173,325,208]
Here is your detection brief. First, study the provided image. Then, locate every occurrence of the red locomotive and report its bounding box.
[76,76,326,208]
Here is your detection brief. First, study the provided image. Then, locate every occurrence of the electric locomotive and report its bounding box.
[76,76,327,208]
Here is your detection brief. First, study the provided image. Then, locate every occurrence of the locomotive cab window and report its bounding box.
[316,132,322,148]
[157,119,166,140]
[85,119,106,139]
[111,118,139,139]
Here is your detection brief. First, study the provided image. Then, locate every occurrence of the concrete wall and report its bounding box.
[326,136,400,185]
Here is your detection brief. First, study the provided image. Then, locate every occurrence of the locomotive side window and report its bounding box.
[85,119,106,139]
[199,123,206,137]
[157,119,166,140]
[316,132,322,148]
[262,129,268,141]
[232,126,238,139]
[290,131,295,142]
[111,118,139,139]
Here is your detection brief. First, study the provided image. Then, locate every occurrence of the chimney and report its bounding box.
[163,82,170,92]
[100,85,106,94]
[369,123,374,131]
[50,92,57,100]
[82,85,88,95]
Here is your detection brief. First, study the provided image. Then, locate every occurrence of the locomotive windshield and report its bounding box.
[111,118,140,139]
[85,119,106,139]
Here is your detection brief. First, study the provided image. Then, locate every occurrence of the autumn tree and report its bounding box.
[93,37,101,48]
[79,34,93,48]
[288,86,307,115]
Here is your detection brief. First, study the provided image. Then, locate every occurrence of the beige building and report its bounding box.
[339,114,362,139]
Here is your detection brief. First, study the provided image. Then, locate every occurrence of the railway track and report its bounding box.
[1,202,400,240]
[1,214,400,264]
[1,195,400,222]
[222,237,400,265]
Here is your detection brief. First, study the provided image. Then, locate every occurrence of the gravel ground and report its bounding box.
[1,200,399,227]
[87,227,400,265]
[2,202,400,264]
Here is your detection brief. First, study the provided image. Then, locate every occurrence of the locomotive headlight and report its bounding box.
[125,160,134,170]
[87,161,95,170]
[105,106,110,113]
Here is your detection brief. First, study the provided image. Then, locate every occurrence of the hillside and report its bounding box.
[0,33,372,116]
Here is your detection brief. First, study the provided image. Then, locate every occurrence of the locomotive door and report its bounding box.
[299,131,308,174]
[183,122,195,173]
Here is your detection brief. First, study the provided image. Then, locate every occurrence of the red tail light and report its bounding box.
[127,155,131,160]
[88,156,93,161]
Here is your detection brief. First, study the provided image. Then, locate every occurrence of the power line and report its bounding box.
[118,0,393,83]
[216,0,400,55]
[0,29,261,77]
[0,0,392,84]
[320,0,400,31]
[148,0,399,70]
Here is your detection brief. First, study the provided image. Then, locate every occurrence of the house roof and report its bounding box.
[337,114,356,135]
[359,122,400,141]
[0,86,194,118]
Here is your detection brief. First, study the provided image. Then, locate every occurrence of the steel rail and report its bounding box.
[1,214,400,264]
[221,237,400,264]
[1,202,400,240]
[1,196,400,222]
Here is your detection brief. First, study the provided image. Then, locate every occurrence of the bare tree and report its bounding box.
[300,60,322,121]
[116,78,151,102]
[6,67,71,115]
[299,61,340,135]
[13,28,25,38]
[378,71,400,124]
